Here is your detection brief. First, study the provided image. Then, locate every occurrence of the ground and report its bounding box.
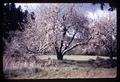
[3,55,117,79]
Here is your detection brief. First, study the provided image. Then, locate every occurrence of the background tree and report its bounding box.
[3,4,52,62]
[91,12,117,59]
[77,8,116,59]
[3,8,37,63]
[1,3,29,79]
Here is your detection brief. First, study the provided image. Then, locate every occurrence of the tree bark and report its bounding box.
[54,46,63,60]
[57,52,63,60]
[62,36,92,55]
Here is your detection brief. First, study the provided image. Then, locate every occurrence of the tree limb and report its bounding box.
[62,36,92,55]
[63,30,77,51]
[25,46,41,54]
[23,42,50,54]
[59,27,68,52]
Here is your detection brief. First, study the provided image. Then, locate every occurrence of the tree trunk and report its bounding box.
[57,52,63,60]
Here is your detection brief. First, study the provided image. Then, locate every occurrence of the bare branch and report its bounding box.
[62,36,92,55]
[63,30,77,51]
[59,26,68,52]
[25,45,41,54]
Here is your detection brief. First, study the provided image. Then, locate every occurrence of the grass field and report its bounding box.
[39,55,117,60]
[3,55,117,79]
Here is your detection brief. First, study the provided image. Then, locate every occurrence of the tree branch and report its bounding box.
[25,46,41,54]
[62,36,92,55]
[63,30,77,51]
[23,42,50,54]
[59,27,68,52]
